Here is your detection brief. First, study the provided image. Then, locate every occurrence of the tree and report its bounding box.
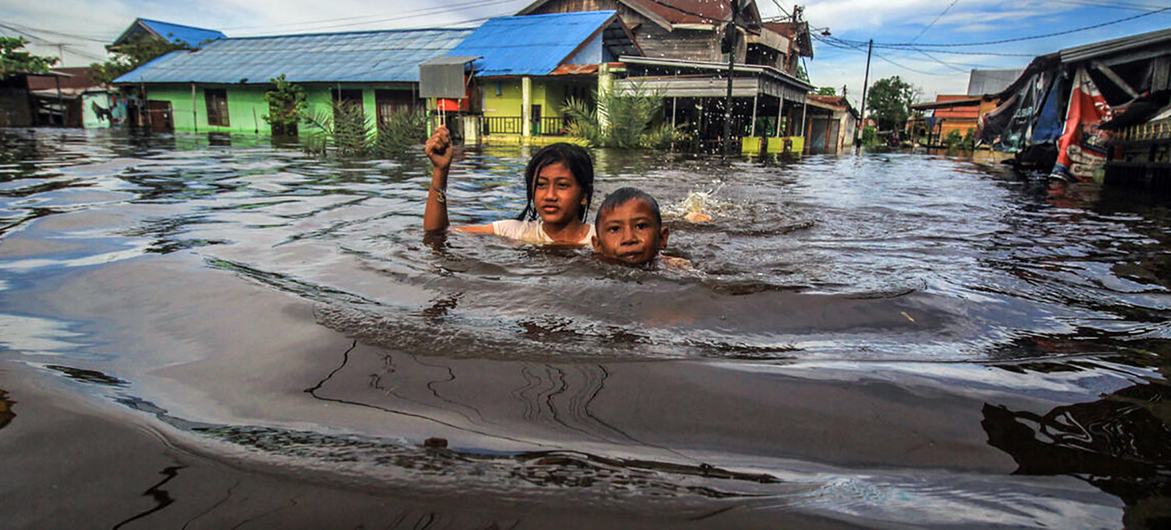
[90,37,188,85]
[816,86,836,96]
[0,37,58,77]
[866,76,916,132]
[796,63,810,83]
[263,75,307,136]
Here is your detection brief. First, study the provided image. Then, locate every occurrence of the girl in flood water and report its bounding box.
[422,125,596,246]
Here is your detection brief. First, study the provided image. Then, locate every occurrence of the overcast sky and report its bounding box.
[3,0,1169,105]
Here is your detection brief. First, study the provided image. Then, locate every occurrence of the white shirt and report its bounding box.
[491,220,596,246]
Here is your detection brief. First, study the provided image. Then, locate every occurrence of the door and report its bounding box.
[146,100,173,133]
[531,104,542,135]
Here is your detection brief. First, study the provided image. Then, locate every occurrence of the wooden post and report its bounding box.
[521,76,532,138]
[722,0,740,157]
[776,97,783,137]
[749,94,758,137]
[191,83,197,133]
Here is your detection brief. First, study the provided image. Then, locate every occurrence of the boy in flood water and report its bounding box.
[592,187,689,269]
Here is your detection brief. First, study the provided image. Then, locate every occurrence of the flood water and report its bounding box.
[1,128,1169,529]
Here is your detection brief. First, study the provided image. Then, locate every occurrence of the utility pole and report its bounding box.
[722,0,740,158]
[854,38,873,147]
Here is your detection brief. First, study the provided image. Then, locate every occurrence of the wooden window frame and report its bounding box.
[205,88,230,127]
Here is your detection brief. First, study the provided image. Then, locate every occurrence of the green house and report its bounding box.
[113,27,473,135]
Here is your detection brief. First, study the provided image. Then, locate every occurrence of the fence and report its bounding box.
[482,116,571,136]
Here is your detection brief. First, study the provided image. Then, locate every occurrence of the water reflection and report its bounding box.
[982,365,1171,529]
[3,129,1171,527]
[0,389,13,431]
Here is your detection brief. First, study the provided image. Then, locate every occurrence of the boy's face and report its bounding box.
[592,199,668,266]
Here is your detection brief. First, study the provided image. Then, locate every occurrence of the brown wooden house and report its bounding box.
[518,0,815,151]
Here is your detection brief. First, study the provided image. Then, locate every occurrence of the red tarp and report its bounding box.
[1052,66,1113,182]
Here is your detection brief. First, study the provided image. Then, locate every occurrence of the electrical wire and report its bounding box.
[872,6,1171,47]
[222,0,526,32]
[909,0,960,44]
[231,0,523,35]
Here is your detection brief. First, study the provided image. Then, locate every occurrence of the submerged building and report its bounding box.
[443,10,640,143]
[516,0,815,152]
[113,26,471,134]
[978,27,1171,189]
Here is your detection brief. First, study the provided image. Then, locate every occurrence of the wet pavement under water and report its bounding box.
[0,128,1169,529]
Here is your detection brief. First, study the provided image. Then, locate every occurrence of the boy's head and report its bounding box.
[592,187,669,266]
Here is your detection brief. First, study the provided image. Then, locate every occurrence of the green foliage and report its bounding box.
[944,128,976,151]
[866,76,917,132]
[372,110,427,156]
[0,37,58,77]
[816,86,837,96]
[90,37,189,85]
[563,86,687,149]
[262,75,306,136]
[301,101,426,159]
[796,64,810,83]
[861,126,879,148]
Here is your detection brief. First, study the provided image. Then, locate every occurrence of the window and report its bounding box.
[205,89,229,127]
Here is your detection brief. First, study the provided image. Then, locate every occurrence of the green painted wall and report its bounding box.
[144,83,414,135]
[481,78,577,119]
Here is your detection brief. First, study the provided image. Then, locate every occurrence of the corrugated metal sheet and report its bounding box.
[139,19,226,48]
[114,28,473,85]
[448,11,616,77]
[966,69,1023,96]
[1061,27,1171,64]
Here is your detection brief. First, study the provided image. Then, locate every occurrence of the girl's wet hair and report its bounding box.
[595,187,662,228]
[518,143,595,222]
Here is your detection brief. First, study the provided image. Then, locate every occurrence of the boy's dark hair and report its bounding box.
[518,143,595,222]
[594,187,662,228]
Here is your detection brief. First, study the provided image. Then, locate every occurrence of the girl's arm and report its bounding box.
[422,126,495,235]
[423,126,453,233]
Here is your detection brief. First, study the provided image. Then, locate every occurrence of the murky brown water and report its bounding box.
[1,128,1169,529]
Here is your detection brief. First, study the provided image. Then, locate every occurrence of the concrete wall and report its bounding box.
[481,78,573,119]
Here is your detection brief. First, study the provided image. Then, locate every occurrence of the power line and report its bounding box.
[909,0,960,44]
[814,34,953,76]
[221,0,525,32]
[231,0,521,35]
[0,22,113,43]
[874,6,1171,47]
[1043,0,1171,12]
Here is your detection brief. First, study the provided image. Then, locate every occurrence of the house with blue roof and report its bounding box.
[112,27,472,134]
[446,10,639,140]
[111,18,227,50]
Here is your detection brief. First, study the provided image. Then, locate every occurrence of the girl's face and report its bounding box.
[532,162,586,225]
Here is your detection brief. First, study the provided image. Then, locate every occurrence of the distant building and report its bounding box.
[911,94,1000,145]
[26,67,113,128]
[113,28,472,134]
[110,18,226,50]
[805,94,859,154]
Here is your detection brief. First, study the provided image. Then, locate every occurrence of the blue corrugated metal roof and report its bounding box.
[448,11,617,77]
[139,19,226,47]
[113,28,474,85]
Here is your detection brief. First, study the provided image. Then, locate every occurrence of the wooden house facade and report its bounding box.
[517,0,815,151]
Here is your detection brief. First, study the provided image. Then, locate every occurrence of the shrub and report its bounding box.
[563,86,687,149]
